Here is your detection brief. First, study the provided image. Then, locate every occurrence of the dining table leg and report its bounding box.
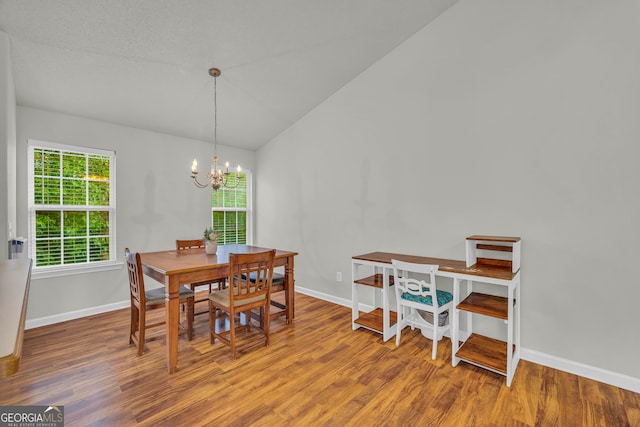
[285,255,295,324]
[165,275,180,373]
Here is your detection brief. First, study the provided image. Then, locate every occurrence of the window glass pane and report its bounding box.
[237,175,247,208]
[224,211,237,243]
[62,179,86,205]
[89,237,110,262]
[42,178,61,204]
[64,211,87,237]
[223,184,233,207]
[34,177,43,204]
[64,238,87,264]
[42,150,60,176]
[88,155,110,180]
[237,211,247,243]
[212,211,224,234]
[33,149,44,176]
[89,211,109,235]
[35,211,61,238]
[212,190,220,208]
[35,240,61,267]
[88,181,110,206]
[62,152,86,178]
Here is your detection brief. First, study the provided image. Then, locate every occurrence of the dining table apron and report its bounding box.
[139,244,298,373]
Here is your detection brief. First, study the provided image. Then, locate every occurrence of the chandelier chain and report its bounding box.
[213,72,217,156]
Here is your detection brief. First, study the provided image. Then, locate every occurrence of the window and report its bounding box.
[28,140,117,275]
[211,171,251,245]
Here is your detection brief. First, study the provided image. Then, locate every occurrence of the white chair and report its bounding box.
[392,259,453,360]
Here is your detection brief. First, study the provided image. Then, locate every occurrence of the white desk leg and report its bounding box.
[351,261,360,330]
[466,280,473,340]
[509,273,522,386]
[506,281,515,387]
[516,274,521,358]
[382,266,394,342]
[452,277,460,366]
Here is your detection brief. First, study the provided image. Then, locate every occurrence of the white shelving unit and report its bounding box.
[451,235,522,387]
[351,255,396,342]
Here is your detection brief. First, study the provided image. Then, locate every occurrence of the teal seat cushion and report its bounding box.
[401,289,453,307]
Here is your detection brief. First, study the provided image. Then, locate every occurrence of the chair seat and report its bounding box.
[209,288,266,308]
[400,289,453,307]
[242,271,285,285]
[145,285,194,306]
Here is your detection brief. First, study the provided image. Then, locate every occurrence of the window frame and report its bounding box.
[27,139,120,278]
[211,169,253,245]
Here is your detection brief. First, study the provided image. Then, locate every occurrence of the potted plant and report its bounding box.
[203,227,219,254]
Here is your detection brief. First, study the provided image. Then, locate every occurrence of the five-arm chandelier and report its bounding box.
[190,67,240,190]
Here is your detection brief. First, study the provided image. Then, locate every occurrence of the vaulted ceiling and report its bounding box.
[0,0,458,150]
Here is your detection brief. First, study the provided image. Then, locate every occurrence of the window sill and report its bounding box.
[31,260,124,280]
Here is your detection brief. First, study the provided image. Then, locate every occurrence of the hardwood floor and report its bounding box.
[1,293,639,426]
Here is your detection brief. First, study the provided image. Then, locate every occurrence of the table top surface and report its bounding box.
[352,251,518,281]
[140,244,297,275]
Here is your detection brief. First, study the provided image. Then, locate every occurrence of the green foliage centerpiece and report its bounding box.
[203,227,219,254]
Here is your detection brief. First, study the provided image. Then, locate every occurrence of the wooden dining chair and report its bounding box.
[126,248,194,356]
[392,259,453,360]
[176,239,227,319]
[208,249,275,358]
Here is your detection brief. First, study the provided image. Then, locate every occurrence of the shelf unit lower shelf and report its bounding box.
[455,333,515,375]
[354,308,397,333]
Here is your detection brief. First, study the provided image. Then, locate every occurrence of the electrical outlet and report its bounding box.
[336,272,342,282]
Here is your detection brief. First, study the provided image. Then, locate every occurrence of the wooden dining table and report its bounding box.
[139,244,298,373]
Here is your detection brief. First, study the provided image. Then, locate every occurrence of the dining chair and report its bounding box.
[392,259,453,360]
[176,239,227,319]
[209,249,275,358]
[126,248,194,356]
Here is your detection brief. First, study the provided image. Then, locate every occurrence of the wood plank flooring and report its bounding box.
[1,293,639,426]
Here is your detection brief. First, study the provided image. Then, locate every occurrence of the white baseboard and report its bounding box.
[521,348,640,394]
[299,287,640,394]
[25,300,129,330]
[296,286,376,312]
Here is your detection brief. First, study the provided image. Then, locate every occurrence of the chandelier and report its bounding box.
[190,67,240,190]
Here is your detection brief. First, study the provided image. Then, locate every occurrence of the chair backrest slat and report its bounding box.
[176,239,206,250]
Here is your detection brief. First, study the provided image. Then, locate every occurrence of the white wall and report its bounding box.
[1,31,17,260]
[16,106,255,319]
[256,0,640,380]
